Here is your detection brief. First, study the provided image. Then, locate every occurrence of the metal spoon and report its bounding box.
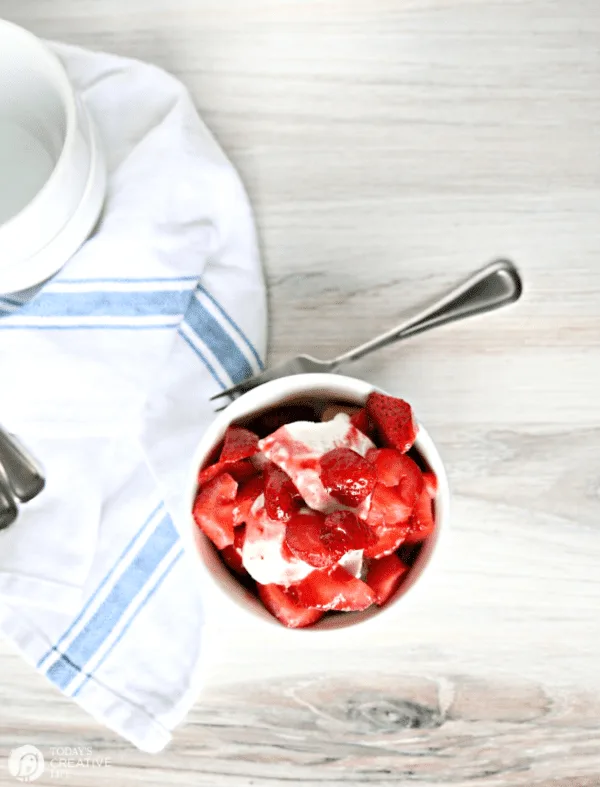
[0,427,45,503]
[0,465,18,530]
[211,258,523,402]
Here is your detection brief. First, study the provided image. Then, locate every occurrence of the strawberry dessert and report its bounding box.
[192,392,437,628]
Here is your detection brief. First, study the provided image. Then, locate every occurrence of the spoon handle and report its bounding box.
[333,259,523,366]
[0,426,45,503]
[0,467,18,530]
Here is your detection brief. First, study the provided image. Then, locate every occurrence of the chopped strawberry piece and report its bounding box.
[366,448,421,489]
[319,447,376,507]
[258,583,324,629]
[285,508,375,568]
[367,482,413,529]
[198,458,257,487]
[233,475,264,526]
[364,525,407,559]
[197,460,228,487]
[364,478,417,558]
[366,448,423,515]
[192,472,238,549]
[404,487,436,543]
[221,525,248,575]
[219,425,259,462]
[350,407,371,435]
[293,565,375,611]
[280,537,296,562]
[321,510,376,560]
[423,472,438,498]
[250,405,318,438]
[263,462,302,522]
[366,392,417,453]
[366,553,410,605]
[227,459,259,484]
[284,510,335,568]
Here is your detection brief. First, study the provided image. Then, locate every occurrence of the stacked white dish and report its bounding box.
[0,19,106,295]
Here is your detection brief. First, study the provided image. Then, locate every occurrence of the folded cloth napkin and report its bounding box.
[0,42,266,752]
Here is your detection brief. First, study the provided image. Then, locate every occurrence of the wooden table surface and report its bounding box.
[1,1,600,785]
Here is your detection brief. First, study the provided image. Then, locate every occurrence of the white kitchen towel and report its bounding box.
[0,42,266,752]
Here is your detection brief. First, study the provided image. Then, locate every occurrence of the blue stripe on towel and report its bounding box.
[55,276,199,285]
[71,548,185,698]
[177,328,227,389]
[198,285,264,370]
[0,322,180,331]
[37,502,164,670]
[45,511,179,690]
[2,289,191,319]
[182,296,253,383]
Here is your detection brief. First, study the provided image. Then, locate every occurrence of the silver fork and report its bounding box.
[210,258,523,405]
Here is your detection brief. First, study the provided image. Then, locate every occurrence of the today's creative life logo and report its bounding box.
[7,745,45,782]
[7,745,111,781]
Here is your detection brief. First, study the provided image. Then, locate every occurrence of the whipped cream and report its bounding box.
[259,413,374,512]
[338,549,364,579]
[242,506,365,586]
[240,414,373,587]
[241,495,315,587]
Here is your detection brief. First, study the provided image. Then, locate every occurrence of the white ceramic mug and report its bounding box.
[185,373,450,634]
[0,19,106,294]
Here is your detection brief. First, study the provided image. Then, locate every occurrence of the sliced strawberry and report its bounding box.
[285,508,375,568]
[366,448,420,489]
[364,479,416,558]
[284,510,335,568]
[227,459,258,484]
[366,553,410,605]
[364,526,407,559]
[263,462,302,522]
[198,458,257,487]
[197,460,228,487]
[319,447,376,507]
[350,407,371,435]
[293,565,375,611]
[366,448,423,517]
[404,487,436,543]
[219,425,259,462]
[367,482,413,529]
[258,583,324,629]
[321,510,376,560]
[192,472,238,549]
[221,525,248,575]
[423,472,438,498]
[280,537,296,563]
[233,474,264,526]
[366,392,417,453]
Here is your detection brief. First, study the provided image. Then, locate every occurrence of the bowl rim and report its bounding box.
[0,20,79,242]
[185,373,450,634]
[0,113,106,294]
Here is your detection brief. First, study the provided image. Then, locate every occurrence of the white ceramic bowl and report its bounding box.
[0,19,106,294]
[186,373,450,633]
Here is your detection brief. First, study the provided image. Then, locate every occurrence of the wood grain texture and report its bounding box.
[1,0,600,784]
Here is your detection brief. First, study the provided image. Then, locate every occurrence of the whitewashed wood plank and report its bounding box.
[0,1,599,784]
